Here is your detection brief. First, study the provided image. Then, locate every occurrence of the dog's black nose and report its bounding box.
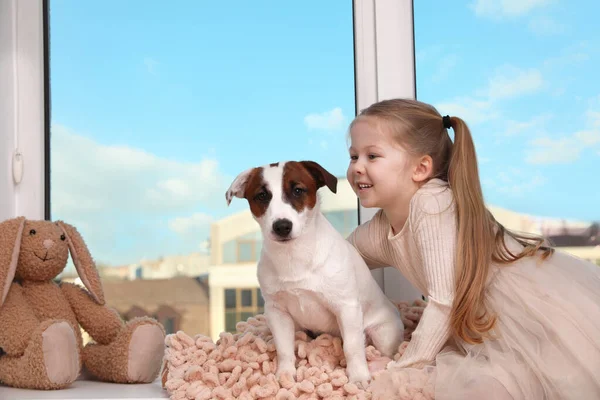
[272,219,293,238]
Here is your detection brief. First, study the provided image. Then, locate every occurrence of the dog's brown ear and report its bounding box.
[56,221,105,305]
[0,217,25,307]
[300,161,337,194]
[225,167,258,206]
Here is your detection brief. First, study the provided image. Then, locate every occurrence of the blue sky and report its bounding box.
[49,0,599,266]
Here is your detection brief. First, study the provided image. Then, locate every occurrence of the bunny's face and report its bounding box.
[16,221,70,281]
[0,217,105,308]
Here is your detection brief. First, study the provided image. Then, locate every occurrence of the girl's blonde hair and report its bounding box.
[352,98,554,345]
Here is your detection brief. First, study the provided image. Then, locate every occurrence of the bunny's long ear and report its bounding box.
[57,221,105,305]
[0,217,25,307]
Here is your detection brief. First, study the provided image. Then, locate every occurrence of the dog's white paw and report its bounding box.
[347,362,371,389]
[275,360,296,384]
[275,364,296,389]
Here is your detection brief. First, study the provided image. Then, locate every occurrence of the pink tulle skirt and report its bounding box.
[374,249,600,400]
[438,249,600,399]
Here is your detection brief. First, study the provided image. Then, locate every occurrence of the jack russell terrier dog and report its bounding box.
[225,160,404,385]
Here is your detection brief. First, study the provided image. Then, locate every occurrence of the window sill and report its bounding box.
[0,378,168,400]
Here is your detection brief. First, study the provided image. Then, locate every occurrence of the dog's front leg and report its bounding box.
[265,301,296,379]
[336,302,371,387]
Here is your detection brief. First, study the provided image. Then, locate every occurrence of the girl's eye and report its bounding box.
[350,155,358,160]
[368,154,378,159]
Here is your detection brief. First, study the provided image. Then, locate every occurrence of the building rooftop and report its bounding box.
[101,275,209,310]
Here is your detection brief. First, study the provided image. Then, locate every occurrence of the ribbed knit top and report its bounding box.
[348,178,457,368]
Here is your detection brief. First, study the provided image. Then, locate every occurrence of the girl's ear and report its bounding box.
[412,155,433,183]
[0,217,25,307]
[56,221,105,305]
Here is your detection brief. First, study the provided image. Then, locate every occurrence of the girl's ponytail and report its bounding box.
[447,116,497,344]
[446,116,553,344]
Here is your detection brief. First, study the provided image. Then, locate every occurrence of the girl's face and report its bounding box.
[346,117,420,211]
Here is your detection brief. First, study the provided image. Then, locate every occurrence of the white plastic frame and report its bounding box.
[353,0,423,301]
[0,0,47,222]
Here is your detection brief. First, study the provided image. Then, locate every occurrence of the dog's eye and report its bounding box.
[29,229,36,236]
[293,187,306,197]
[255,192,269,202]
[60,234,66,241]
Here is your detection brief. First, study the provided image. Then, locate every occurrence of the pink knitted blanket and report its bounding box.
[162,300,435,400]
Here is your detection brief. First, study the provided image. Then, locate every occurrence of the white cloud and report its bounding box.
[588,110,600,129]
[51,124,227,216]
[483,65,543,100]
[575,130,600,146]
[471,0,552,18]
[483,167,546,197]
[526,136,585,164]
[434,97,498,125]
[169,213,214,236]
[304,107,347,132]
[168,213,214,252]
[470,0,562,36]
[501,114,551,137]
[50,124,229,265]
[542,42,590,70]
[435,65,541,126]
[525,99,600,164]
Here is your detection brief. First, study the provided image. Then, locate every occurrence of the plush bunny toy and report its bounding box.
[0,217,166,390]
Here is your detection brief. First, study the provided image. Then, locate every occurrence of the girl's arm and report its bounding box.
[391,191,456,369]
[346,210,388,270]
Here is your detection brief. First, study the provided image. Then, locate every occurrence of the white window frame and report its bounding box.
[0,0,420,397]
[0,0,47,222]
[353,0,423,302]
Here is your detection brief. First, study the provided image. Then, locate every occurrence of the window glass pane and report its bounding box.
[255,240,263,260]
[49,1,358,341]
[222,240,237,264]
[224,288,236,309]
[225,311,238,333]
[241,289,253,307]
[238,242,255,262]
[414,2,600,264]
[240,312,254,323]
[239,231,262,241]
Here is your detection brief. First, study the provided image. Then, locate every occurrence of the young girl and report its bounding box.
[345,98,600,399]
